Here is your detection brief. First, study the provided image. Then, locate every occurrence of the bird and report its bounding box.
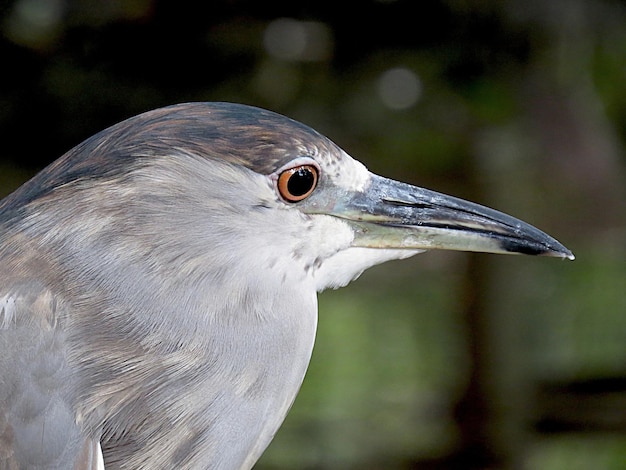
[0,102,573,469]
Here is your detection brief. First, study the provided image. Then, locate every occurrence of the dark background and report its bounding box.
[1,0,625,468]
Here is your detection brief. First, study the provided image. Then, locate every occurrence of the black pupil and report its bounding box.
[288,168,315,196]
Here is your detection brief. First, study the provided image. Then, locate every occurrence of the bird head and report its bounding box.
[6,102,572,296]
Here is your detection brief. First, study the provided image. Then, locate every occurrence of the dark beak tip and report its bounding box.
[544,239,575,261]
[498,236,574,260]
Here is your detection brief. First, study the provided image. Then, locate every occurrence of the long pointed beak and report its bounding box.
[329,174,574,259]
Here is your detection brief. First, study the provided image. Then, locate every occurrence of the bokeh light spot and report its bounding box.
[263,18,332,62]
[378,67,422,110]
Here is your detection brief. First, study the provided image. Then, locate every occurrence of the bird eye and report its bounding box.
[277,165,319,202]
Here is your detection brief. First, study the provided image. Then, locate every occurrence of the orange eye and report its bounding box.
[277,165,319,202]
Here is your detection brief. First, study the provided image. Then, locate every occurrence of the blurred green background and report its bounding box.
[1,0,625,468]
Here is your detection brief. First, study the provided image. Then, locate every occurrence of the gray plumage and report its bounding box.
[0,102,573,469]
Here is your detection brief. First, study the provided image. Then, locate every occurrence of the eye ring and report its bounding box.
[277,164,319,202]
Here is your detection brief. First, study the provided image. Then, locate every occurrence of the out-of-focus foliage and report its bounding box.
[1,0,625,468]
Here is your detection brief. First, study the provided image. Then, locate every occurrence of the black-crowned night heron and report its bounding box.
[0,102,573,469]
